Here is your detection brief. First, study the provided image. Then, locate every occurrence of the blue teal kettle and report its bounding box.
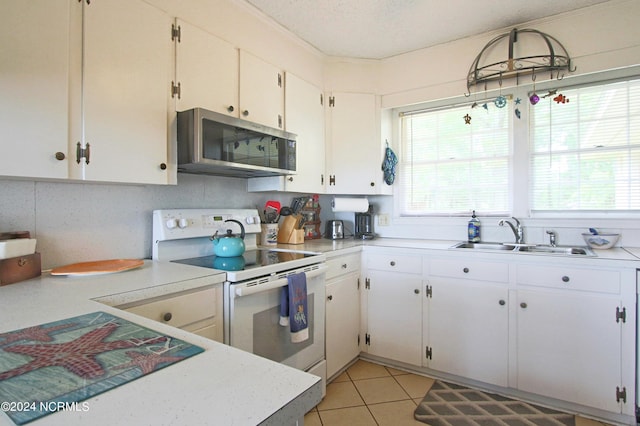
[211,219,246,257]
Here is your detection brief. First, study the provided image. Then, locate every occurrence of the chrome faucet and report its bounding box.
[498,217,524,244]
[546,230,557,247]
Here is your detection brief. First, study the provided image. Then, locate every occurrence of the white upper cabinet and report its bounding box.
[75,0,172,184]
[1,0,172,184]
[282,73,325,193]
[325,92,391,195]
[0,0,72,179]
[174,19,238,116]
[247,73,325,193]
[239,50,284,129]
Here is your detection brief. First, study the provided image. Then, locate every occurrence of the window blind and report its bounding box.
[399,102,511,216]
[530,79,640,212]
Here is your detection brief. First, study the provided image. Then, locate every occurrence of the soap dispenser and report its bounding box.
[468,210,480,242]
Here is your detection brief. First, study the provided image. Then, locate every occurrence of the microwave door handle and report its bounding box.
[234,265,326,297]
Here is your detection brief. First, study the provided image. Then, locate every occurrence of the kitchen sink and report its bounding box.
[452,242,514,250]
[517,245,595,256]
[451,241,595,256]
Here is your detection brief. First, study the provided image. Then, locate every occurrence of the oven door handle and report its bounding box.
[234,265,327,297]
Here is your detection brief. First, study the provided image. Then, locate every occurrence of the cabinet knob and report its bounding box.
[370,182,375,187]
[163,312,173,322]
[55,152,66,161]
[390,261,396,266]
[463,267,469,273]
[520,302,527,309]
[341,264,347,269]
[159,163,167,170]
[562,275,570,283]
[499,299,506,306]
[327,295,333,301]
[227,105,235,113]
[414,289,420,294]
[287,177,294,182]
[242,110,249,117]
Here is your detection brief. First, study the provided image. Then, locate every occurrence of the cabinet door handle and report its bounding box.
[159,163,167,170]
[499,299,506,306]
[562,276,570,283]
[227,105,235,113]
[463,267,469,273]
[55,152,66,161]
[520,302,527,309]
[163,312,173,322]
[327,295,333,301]
[341,264,347,269]
[414,289,420,294]
[390,261,396,266]
[242,110,249,117]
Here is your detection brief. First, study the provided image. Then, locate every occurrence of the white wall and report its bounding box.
[323,0,640,104]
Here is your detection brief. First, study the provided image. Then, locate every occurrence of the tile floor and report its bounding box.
[304,359,611,426]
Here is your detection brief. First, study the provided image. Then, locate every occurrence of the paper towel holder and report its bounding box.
[331,197,370,213]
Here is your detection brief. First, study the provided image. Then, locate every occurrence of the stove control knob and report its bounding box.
[178,218,189,229]
[166,218,178,229]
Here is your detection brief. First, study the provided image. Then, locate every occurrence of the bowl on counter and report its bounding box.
[582,233,620,249]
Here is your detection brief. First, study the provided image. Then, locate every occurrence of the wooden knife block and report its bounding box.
[277,216,305,244]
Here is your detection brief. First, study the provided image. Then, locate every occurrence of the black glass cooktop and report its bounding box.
[172,248,316,272]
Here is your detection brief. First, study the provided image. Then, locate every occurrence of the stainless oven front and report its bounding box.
[224,263,326,374]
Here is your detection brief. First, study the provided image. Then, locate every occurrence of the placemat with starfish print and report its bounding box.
[0,311,204,424]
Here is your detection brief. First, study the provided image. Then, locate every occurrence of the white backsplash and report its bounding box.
[2,179,639,270]
[319,194,640,248]
[0,175,293,270]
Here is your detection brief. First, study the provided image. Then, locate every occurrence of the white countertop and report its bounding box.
[0,261,322,426]
[298,237,640,264]
[2,237,638,425]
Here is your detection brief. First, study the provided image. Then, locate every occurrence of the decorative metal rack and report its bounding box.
[466,28,575,94]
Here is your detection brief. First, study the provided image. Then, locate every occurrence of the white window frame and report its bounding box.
[391,66,640,223]
[396,98,513,217]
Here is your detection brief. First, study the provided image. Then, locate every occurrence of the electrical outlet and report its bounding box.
[378,213,390,226]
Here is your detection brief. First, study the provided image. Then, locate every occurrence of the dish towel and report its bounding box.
[278,272,309,343]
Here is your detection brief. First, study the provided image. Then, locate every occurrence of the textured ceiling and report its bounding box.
[244,0,610,59]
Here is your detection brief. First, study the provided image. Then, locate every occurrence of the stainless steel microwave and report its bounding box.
[177,108,296,178]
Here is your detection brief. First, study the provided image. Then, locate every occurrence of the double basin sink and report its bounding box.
[452,241,595,256]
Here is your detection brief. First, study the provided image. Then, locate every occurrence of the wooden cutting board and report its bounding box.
[50,259,144,276]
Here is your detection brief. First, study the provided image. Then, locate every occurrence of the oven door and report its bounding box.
[225,264,326,372]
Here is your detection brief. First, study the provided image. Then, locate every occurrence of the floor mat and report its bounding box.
[414,380,575,426]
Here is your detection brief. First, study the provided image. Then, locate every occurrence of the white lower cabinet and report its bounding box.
[362,249,423,366]
[359,248,636,423]
[325,252,361,378]
[118,284,223,343]
[515,263,632,415]
[425,257,509,387]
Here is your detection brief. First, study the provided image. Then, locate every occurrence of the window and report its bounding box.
[398,101,511,216]
[530,79,640,212]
